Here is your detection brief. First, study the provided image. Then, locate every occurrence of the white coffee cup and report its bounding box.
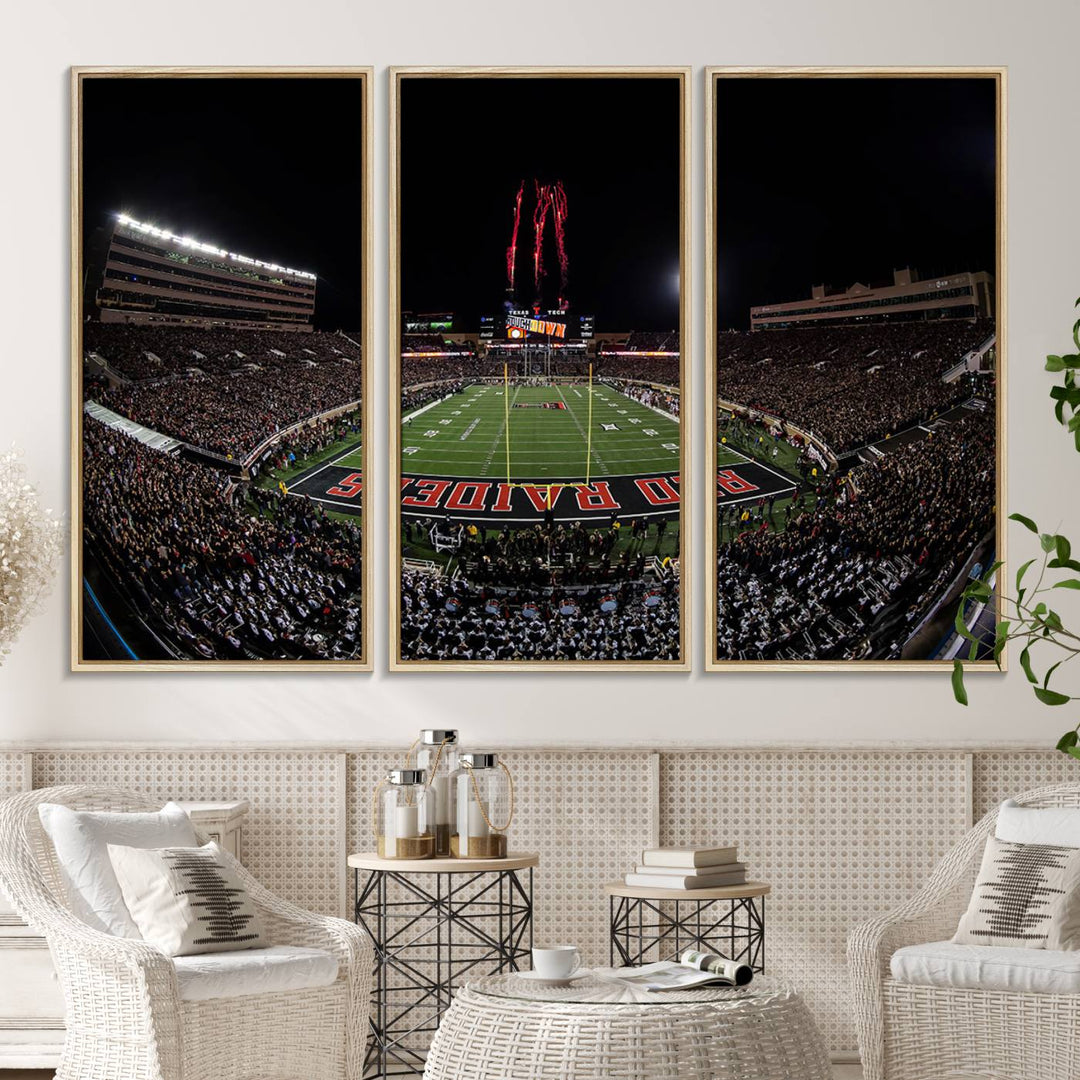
[532,945,581,979]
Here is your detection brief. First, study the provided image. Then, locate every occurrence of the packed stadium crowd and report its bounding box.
[614,381,680,417]
[98,358,361,459]
[715,406,995,660]
[82,417,363,661]
[716,320,993,452]
[256,410,361,480]
[85,323,361,381]
[399,569,679,661]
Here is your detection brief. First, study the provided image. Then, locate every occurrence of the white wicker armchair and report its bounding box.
[849,782,1080,1080]
[0,786,373,1080]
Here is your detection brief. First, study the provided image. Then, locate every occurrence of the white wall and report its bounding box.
[1,0,1078,748]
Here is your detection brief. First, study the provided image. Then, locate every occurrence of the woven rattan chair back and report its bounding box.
[0,786,176,924]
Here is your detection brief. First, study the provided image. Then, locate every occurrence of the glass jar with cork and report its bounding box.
[452,752,514,859]
[375,769,436,859]
[414,729,461,857]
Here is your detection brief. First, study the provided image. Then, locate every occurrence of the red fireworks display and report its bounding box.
[505,181,524,291]
[550,181,569,310]
[507,180,569,308]
[532,180,552,297]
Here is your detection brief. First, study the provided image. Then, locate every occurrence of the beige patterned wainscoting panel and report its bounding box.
[972,750,1080,819]
[499,751,654,967]
[347,751,654,969]
[659,751,969,1054]
[0,754,28,796]
[32,752,342,916]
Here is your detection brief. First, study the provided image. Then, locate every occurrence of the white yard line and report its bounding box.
[557,382,612,477]
[282,440,364,488]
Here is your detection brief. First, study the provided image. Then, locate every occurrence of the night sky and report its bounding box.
[399,76,682,332]
[81,77,365,330]
[715,76,997,331]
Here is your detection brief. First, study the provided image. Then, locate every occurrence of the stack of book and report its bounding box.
[624,845,747,890]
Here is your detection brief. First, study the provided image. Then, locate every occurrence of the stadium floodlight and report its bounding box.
[113,212,317,280]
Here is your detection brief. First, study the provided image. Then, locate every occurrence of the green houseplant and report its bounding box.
[952,299,1080,759]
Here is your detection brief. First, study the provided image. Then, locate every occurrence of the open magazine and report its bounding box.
[595,949,753,992]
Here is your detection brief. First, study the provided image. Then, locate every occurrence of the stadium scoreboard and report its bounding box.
[479,309,595,341]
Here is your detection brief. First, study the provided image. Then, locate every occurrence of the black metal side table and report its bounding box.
[605,880,770,971]
[350,851,538,1078]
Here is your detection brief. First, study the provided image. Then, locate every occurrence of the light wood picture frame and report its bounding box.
[71,67,374,670]
[390,67,691,671]
[705,67,1006,671]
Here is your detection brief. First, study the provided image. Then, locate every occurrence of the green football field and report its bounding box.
[716,441,751,468]
[400,382,680,480]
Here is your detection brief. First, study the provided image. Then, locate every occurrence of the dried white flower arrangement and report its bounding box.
[0,448,64,661]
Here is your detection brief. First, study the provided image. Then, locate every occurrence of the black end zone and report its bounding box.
[288,464,363,517]
[399,472,681,525]
[715,461,796,505]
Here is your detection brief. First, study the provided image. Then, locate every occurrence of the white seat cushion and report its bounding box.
[892,940,1080,995]
[173,945,339,1002]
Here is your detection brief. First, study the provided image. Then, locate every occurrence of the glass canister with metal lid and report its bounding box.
[452,752,514,859]
[375,769,436,859]
[414,729,462,857]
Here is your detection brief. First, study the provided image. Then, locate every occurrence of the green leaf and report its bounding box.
[967,579,992,602]
[968,637,979,661]
[1016,558,1036,592]
[993,620,1010,668]
[951,659,968,706]
[1020,646,1038,684]
[1058,536,1073,563]
[1044,660,1064,688]
[1057,731,1079,752]
[1053,579,1080,590]
[1047,558,1080,571]
[1066,746,1080,762]
[1034,687,1072,706]
[1009,513,1039,534]
[1041,533,1058,553]
[1048,354,1067,372]
[954,604,977,642]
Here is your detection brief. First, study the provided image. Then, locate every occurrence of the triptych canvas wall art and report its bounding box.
[70,66,1004,673]
[72,69,373,670]
[706,69,1004,670]
[389,69,691,670]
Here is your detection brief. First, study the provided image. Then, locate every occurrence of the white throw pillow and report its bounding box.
[996,798,1080,848]
[953,834,1080,950]
[38,801,197,937]
[108,841,266,957]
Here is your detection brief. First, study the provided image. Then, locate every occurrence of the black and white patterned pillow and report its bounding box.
[953,835,1080,950]
[107,841,266,956]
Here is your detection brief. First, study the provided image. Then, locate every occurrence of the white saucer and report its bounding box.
[514,969,590,986]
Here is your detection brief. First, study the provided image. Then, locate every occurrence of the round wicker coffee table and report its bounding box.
[423,972,830,1079]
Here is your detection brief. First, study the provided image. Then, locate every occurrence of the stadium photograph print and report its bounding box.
[390,68,690,670]
[706,68,1005,670]
[72,68,373,669]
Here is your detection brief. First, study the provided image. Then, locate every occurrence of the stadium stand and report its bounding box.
[716,320,993,453]
[84,324,360,382]
[400,567,679,662]
[97,360,361,459]
[82,416,363,661]
[715,405,995,661]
